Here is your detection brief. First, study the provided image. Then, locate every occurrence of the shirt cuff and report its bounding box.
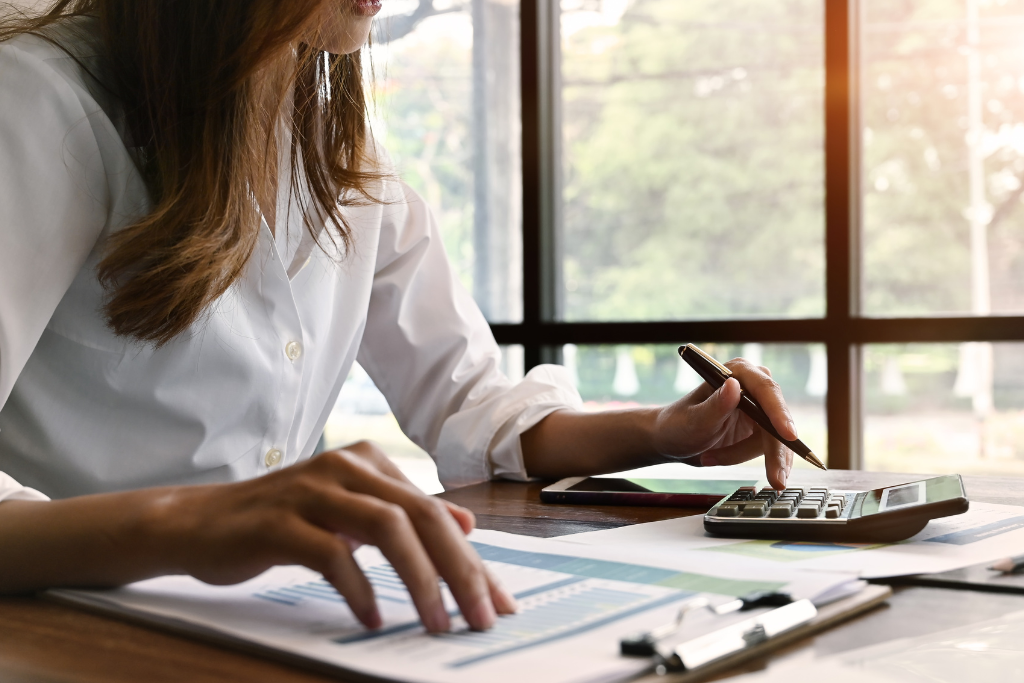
[435,364,582,490]
[0,471,49,503]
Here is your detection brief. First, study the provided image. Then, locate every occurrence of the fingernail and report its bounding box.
[424,604,450,633]
[786,420,798,439]
[702,454,719,467]
[779,469,788,489]
[468,599,496,630]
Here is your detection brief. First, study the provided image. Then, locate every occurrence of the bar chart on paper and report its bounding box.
[248,541,788,672]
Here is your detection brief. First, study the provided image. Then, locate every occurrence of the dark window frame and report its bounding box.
[495,0,1024,469]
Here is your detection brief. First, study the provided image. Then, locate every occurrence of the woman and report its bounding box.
[0,0,798,633]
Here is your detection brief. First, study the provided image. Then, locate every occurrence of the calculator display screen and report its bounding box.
[857,475,965,517]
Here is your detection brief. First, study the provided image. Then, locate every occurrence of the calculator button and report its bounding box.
[810,488,829,495]
[741,501,769,517]
[796,504,822,518]
[769,504,794,518]
[825,506,843,519]
[715,504,741,517]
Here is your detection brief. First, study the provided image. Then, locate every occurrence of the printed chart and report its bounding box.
[252,541,788,670]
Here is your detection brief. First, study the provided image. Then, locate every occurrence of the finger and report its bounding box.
[700,432,763,467]
[303,488,451,633]
[443,501,476,535]
[341,449,474,534]
[336,466,496,631]
[274,521,381,629]
[484,565,518,615]
[339,441,415,487]
[726,360,797,441]
[760,428,790,491]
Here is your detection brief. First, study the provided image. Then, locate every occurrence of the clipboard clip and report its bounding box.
[620,593,815,674]
[620,591,792,657]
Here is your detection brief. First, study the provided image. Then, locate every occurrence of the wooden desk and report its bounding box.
[2,471,1022,682]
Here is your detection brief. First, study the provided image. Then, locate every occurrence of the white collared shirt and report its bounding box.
[0,24,580,503]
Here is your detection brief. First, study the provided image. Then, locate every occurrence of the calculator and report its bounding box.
[704,475,969,543]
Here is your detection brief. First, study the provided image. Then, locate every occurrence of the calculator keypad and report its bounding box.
[713,487,847,520]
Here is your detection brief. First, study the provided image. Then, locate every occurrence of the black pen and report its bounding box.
[678,343,827,471]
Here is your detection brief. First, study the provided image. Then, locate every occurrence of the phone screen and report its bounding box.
[566,478,757,495]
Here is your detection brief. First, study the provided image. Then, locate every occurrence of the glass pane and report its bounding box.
[862,0,1024,317]
[323,347,525,492]
[559,1,825,322]
[863,343,1024,476]
[372,1,523,323]
[564,343,828,469]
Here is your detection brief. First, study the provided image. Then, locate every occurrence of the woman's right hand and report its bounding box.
[0,449,516,633]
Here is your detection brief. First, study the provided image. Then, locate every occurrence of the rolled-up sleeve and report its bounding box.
[357,181,581,490]
[0,472,48,503]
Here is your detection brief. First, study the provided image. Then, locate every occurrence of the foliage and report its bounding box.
[561,0,825,321]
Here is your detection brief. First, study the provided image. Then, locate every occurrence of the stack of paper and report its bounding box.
[51,529,858,683]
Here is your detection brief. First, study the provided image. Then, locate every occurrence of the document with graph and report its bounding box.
[48,530,855,683]
[563,501,1024,580]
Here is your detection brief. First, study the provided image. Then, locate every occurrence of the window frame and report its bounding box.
[491,0,1024,469]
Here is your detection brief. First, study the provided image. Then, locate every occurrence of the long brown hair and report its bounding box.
[0,1,385,345]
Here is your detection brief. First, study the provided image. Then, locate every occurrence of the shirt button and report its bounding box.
[265,448,283,468]
[285,341,303,361]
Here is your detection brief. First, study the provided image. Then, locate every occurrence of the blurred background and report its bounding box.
[325,0,1024,492]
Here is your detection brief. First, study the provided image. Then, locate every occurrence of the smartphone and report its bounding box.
[540,476,760,507]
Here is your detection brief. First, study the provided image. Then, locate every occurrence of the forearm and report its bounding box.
[0,490,176,593]
[520,408,669,479]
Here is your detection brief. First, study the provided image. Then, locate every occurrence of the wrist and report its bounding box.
[131,486,194,576]
[649,404,678,459]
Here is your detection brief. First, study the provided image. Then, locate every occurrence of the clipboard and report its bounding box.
[631,583,892,683]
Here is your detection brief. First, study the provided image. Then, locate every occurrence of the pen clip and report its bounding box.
[680,344,733,378]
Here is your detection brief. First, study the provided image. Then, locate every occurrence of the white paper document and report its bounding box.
[49,529,856,683]
[729,605,1024,683]
[559,501,1024,579]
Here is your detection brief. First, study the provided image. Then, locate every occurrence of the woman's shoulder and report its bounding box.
[0,18,119,132]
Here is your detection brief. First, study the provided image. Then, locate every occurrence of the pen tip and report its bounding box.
[806,452,828,471]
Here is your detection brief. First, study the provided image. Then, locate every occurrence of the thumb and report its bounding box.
[694,377,742,432]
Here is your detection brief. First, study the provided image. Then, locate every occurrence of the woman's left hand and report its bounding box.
[651,358,797,489]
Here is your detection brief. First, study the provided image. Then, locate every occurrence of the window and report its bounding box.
[334,0,1024,487]
[324,1,523,490]
[560,1,825,322]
